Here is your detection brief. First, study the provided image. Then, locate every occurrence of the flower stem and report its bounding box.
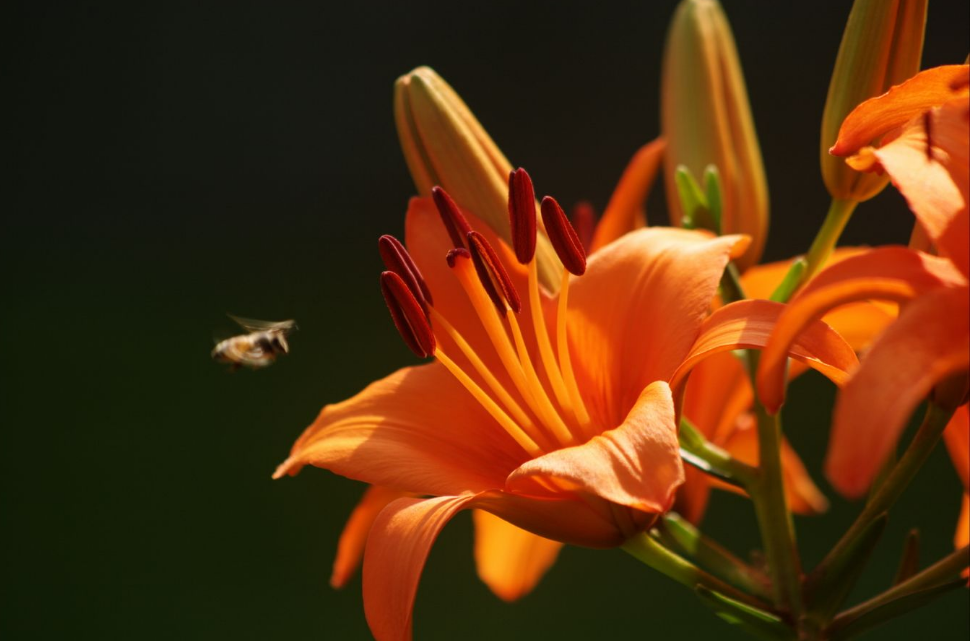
[750,399,804,619]
[679,416,757,487]
[800,197,858,286]
[658,512,773,601]
[622,531,773,611]
[807,402,955,597]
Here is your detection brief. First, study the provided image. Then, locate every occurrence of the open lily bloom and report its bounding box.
[275,169,856,640]
[757,64,970,500]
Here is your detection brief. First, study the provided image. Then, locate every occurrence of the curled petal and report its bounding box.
[507,381,683,514]
[671,299,858,396]
[331,486,410,589]
[274,362,524,495]
[363,495,478,641]
[830,64,969,157]
[757,248,964,413]
[957,493,969,551]
[865,98,970,278]
[590,138,665,252]
[827,287,970,498]
[473,510,563,602]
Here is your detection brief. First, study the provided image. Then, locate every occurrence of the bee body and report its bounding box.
[212,316,296,370]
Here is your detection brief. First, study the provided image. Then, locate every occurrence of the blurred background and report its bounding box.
[5,1,969,639]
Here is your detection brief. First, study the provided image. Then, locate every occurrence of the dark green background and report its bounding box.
[5,1,968,639]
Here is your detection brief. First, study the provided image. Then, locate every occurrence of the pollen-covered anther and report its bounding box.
[431,186,473,249]
[541,196,587,275]
[508,168,537,264]
[466,231,522,314]
[380,271,436,358]
[378,235,433,309]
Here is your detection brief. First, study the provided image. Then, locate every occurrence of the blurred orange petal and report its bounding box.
[827,287,970,497]
[590,138,665,252]
[830,64,969,156]
[331,486,410,589]
[473,511,563,602]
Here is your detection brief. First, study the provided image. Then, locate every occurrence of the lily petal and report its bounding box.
[274,362,525,495]
[671,299,858,396]
[507,381,683,514]
[363,495,478,641]
[957,493,969,551]
[866,97,970,277]
[827,287,970,497]
[757,248,964,413]
[742,251,896,352]
[590,138,665,252]
[331,485,409,588]
[568,227,748,427]
[830,64,969,156]
[472,510,564,602]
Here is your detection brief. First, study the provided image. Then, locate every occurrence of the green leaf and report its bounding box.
[695,585,791,640]
[827,579,966,641]
[703,164,723,233]
[768,258,807,303]
[674,165,708,230]
[892,529,920,586]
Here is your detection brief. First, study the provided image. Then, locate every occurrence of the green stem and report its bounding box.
[680,416,757,487]
[622,531,773,611]
[800,198,858,285]
[808,402,955,593]
[826,546,970,641]
[659,512,773,601]
[751,400,804,619]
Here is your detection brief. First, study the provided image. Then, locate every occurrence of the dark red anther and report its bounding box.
[570,201,597,253]
[541,196,587,275]
[466,231,521,315]
[507,168,537,264]
[378,235,433,309]
[380,271,436,358]
[446,247,471,268]
[431,186,473,249]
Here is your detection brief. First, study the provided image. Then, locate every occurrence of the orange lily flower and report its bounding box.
[757,64,970,499]
[276,170,855,640]
[944,405,969,566]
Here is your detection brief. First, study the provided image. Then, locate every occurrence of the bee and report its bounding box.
[212,315,297,370]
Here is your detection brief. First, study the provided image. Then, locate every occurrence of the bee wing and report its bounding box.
[227,314,297,333]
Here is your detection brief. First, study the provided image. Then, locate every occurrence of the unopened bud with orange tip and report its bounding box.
[820,0,927,202]
[661,0,768,270]
[394,66,562,290]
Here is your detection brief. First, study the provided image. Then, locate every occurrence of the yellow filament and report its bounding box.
[452,262,563,443]
[527,260,578,427]
[434,348,543,457]
[428,307,542,439]
[557,269,594,436]
[505,310,577,447]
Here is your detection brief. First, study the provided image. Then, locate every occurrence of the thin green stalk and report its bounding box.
[660,512,773,601]
[800,197,858,285]
[808,402,955,594]
[680,416,757,487]
[622,531,773,611]
[751,401,804,619]
[826,546,970,641]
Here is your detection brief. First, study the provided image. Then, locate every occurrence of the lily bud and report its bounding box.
[661,0,768,270]
[820,0,927,202]
[394,66,562,290]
